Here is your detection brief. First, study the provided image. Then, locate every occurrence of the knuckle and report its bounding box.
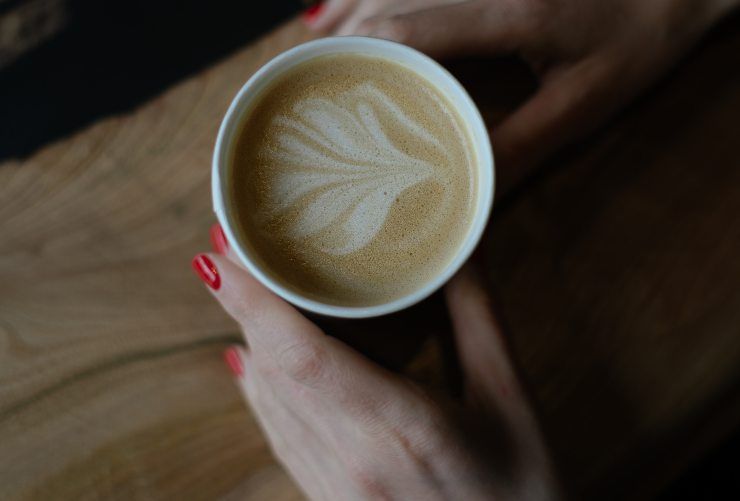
[277,340,327,385]
[413,413,450,457]
[344,457,386,496]
[361,398,452,460]
[391,403,451,460]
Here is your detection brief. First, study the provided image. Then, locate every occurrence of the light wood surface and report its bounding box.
[1,16,739,500]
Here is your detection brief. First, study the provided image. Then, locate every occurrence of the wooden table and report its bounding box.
[2,16,739,500]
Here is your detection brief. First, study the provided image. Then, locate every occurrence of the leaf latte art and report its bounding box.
[263,82,452,255]
[231,55,476,305]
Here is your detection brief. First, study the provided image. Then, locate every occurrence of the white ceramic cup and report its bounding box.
[212,36,494,318]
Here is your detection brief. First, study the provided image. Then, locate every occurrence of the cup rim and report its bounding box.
[212,36,494,318]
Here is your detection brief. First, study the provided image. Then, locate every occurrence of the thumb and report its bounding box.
[446,265,559,491]
[444,264,521,408]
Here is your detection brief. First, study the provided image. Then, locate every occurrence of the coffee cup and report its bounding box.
[213,36,494,318]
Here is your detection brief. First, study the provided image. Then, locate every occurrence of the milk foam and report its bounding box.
[232,54,475,305]
[261,82,450,255]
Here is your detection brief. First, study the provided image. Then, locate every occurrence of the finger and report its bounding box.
[492,59,617,194]
[210,222,249,270]
[224,346,336,500]
[445,274,558,480]
[226,346,294,460]
[210,222,240,266]
[192,252,319,351]
[347,0,529,59]
[193,253,395,402]
[332,0,401,37]
[304,0,357,32]
[445,266,550,456]
[224,345,256,402]
[444,264,522,407]
[194,252,432,439]
[209,223,229,256]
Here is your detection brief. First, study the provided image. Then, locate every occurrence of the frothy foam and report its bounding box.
[231,54,476,305]
[262,82,447,255]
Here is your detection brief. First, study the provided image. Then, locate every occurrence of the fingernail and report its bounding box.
[302,2,323,23]
[224,347,244,377]
[191,254,221,290]
[210,223,228,255]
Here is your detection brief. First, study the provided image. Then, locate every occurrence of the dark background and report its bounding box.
[1,0,737,498]
[0,0,301,159]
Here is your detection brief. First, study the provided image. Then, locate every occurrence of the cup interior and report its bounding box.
[212,36,494,318]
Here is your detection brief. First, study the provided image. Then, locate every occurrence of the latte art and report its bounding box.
[231,54,476,306]
[262,82,454,255]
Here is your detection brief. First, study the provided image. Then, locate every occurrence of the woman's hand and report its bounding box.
[192,226,559,500]
[305,0,738,188]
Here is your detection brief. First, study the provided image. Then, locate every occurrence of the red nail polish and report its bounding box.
[224,347,244,377]
[192,254,221,290]
[302,2,323,23]
[210,223,228,255]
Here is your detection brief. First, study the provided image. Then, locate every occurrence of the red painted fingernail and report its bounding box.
[210,223,228,255]
[302,2,323,23]
[224,347,244,377]
[191,254,221,290]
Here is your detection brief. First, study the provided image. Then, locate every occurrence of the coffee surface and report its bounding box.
[230,54,476,305]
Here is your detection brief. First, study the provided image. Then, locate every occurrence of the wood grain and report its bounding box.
[1,14,739,500]
[0,22,312,501]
